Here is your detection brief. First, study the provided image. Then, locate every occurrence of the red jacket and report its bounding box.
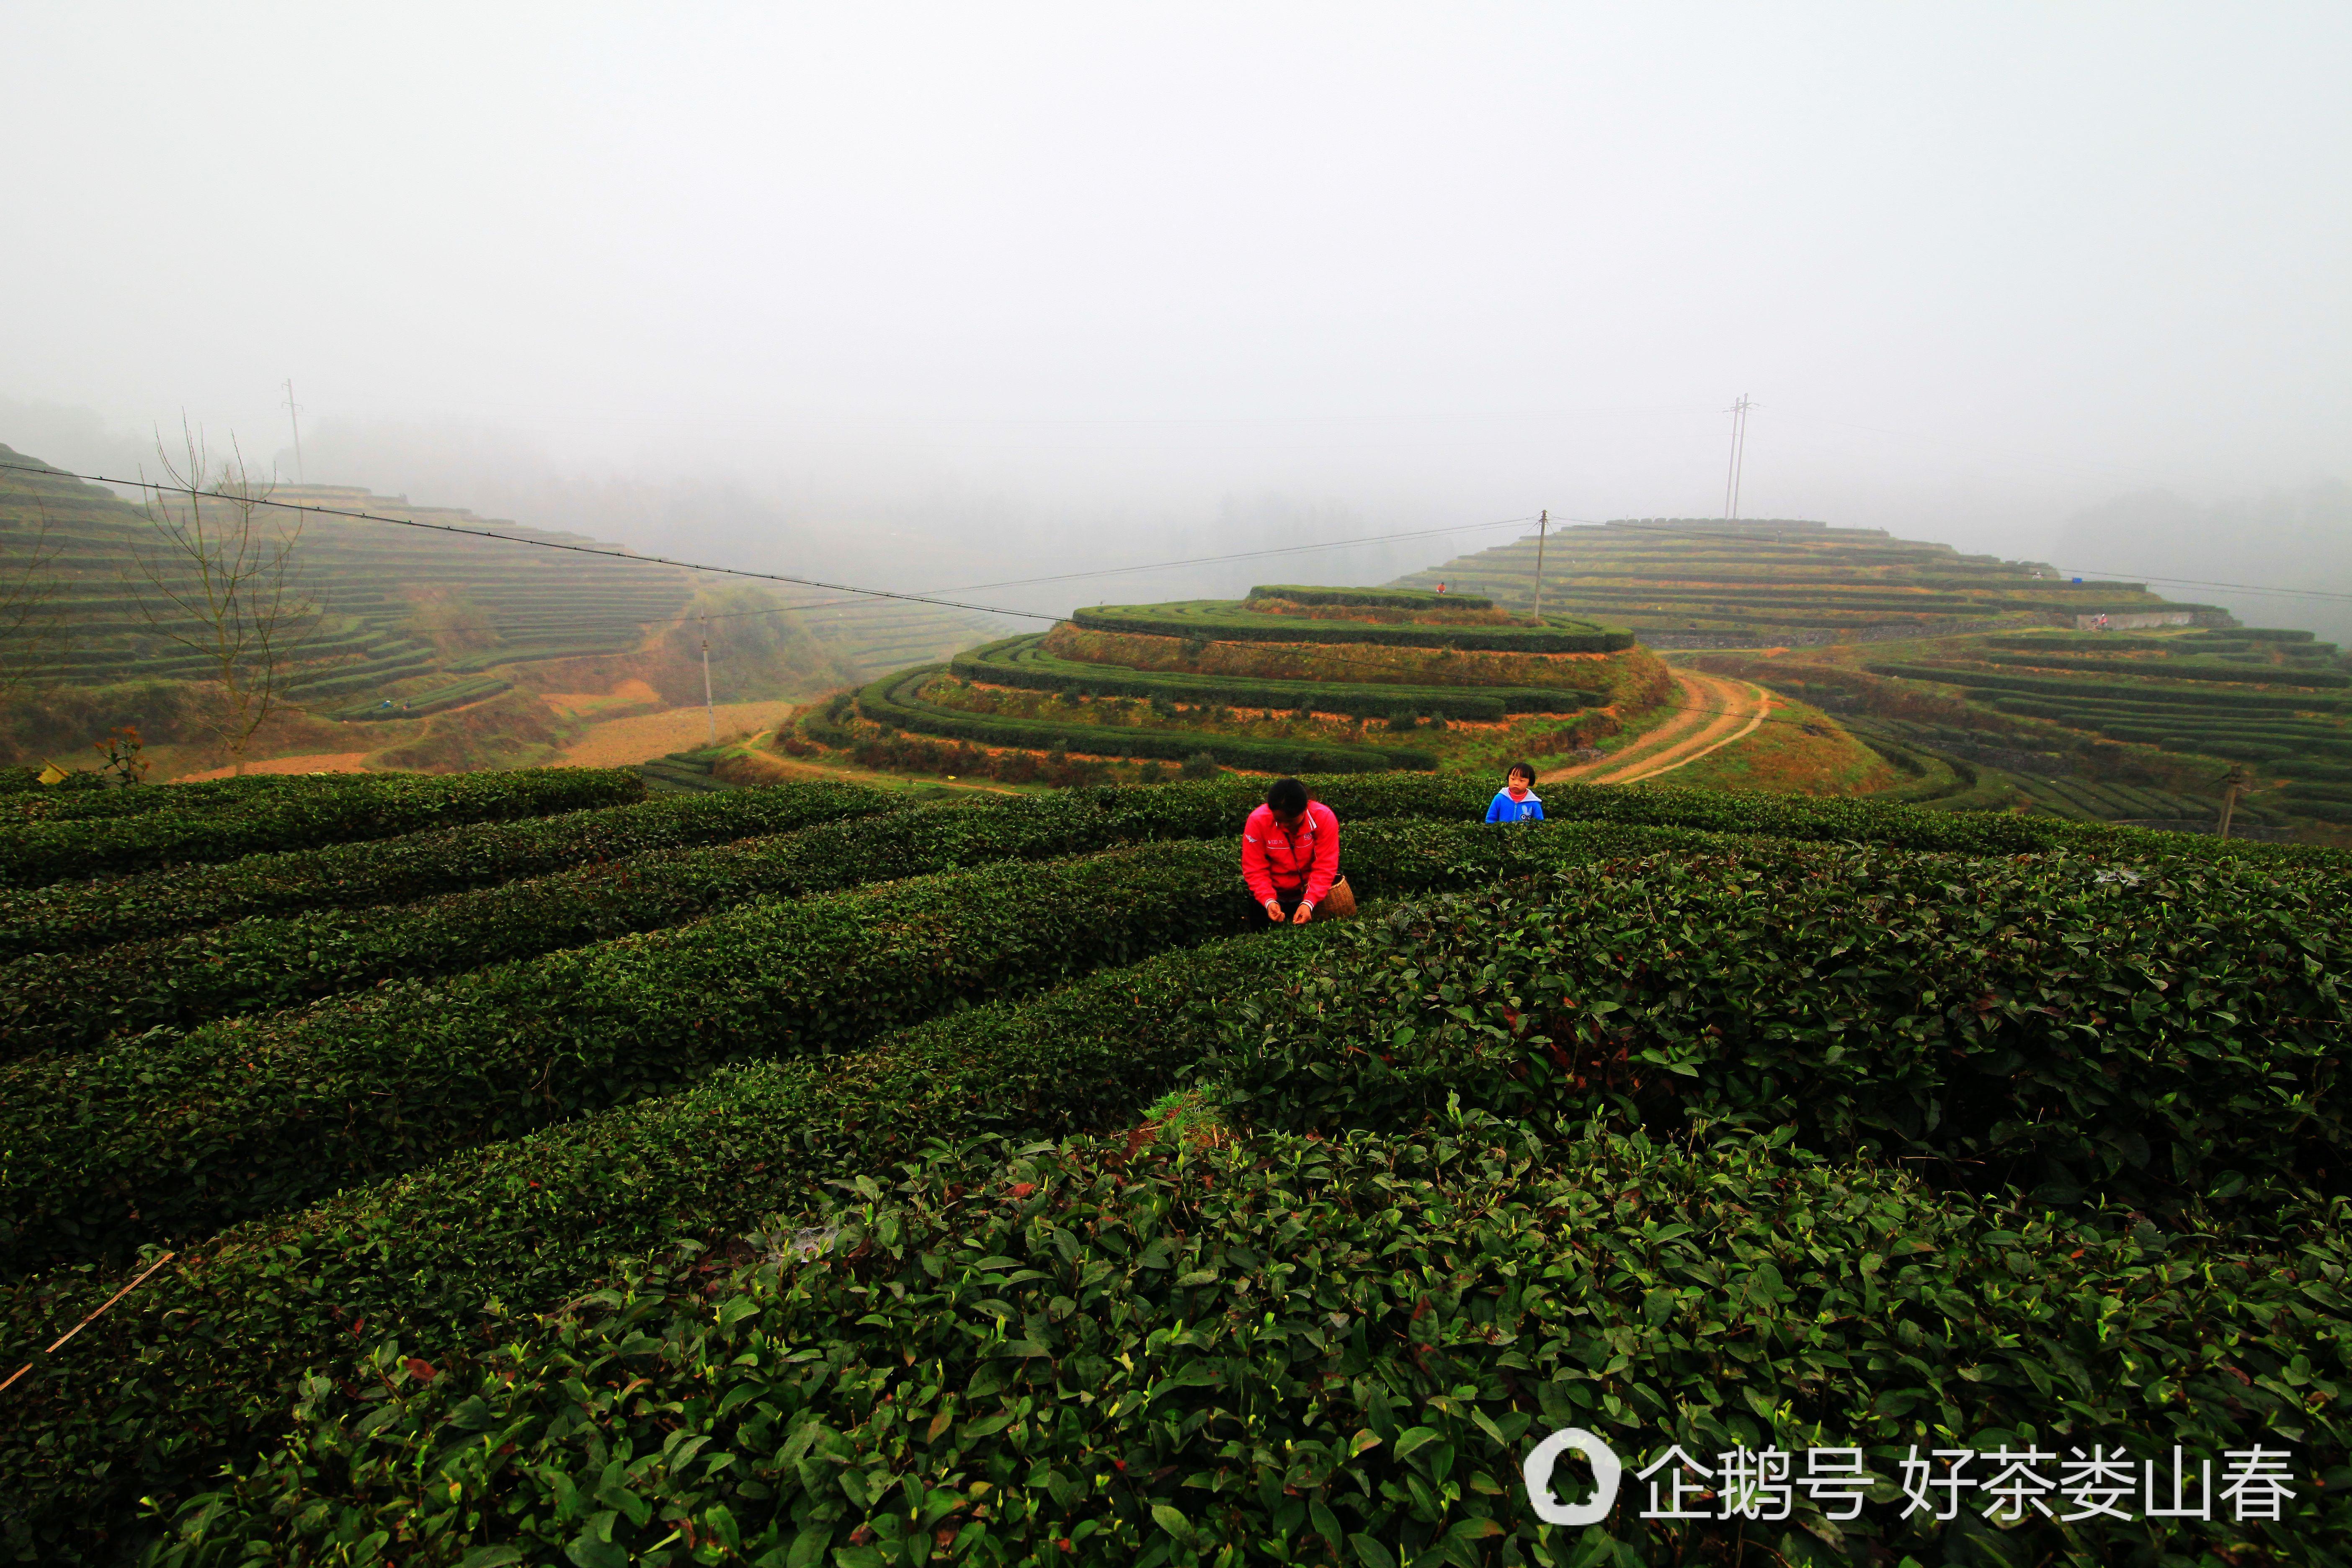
[1242,800,1341,907]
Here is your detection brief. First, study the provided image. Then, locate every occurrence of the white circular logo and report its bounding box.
[1524,1427,1622,1527]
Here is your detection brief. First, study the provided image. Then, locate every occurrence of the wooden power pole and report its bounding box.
[700,614,717,745]
[2217,763,2248,840]
[1723,395,1753,520]
[283,381,305,485]
[1530,508,1549,622]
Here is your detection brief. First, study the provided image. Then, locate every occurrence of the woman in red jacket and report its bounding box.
[1241,777,1341,925]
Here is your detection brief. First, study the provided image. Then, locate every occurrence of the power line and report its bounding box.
[0,459,1063,625]
[26,450,2351,634]
[923,516,1546,596]
[2043,568,2352,606]
[663,513,1550,625]
[3,457,1561,632]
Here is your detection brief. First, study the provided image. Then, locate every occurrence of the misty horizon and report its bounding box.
[5,5,2348,635]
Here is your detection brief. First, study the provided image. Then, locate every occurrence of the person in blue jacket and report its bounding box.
[1486,761,1544,823]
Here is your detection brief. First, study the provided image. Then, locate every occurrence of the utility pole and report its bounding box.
[700,613,717,745]
[1722,394,1754,520]
[1530,508,1549,622]
[283,381,305,485]
[2217,763,2247,840]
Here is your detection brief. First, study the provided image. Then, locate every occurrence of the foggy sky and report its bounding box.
[6,4,2349,627]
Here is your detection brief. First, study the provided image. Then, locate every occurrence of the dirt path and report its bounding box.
[1608,672,1771,782]
[1543,671,1771,786]
[555,701,804,769]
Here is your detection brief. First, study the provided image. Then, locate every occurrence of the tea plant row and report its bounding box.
[952,634,1585,721]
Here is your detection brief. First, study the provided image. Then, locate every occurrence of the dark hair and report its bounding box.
[1265,777,1309,815]
[1507,761,1537,783]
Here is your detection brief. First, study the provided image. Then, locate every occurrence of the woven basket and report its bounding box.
[1316,875,1357,919]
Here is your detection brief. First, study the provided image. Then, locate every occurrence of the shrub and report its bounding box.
[150,1120,2349,1564]
[1982,653,2349,689]
[328,675,511,722]
[0,841,1243,1271]
[951,635,1582,719]
[1244,583,1496,610]
[859,666,1439,773]
[1178,750,1219,780]
[1870,662,2349,714]
[6,781,1359,1052]
[1073,601,1632,653]
[0,767,647,887]
[799,693,856,747]
[2278,759,2352,783]
[0,932,1328,1560]
[0,779,897,961]
[11,797,2340,1275]
[5,807,1664,1270]
[1215,844,2349,1218]
[1,769,307,823]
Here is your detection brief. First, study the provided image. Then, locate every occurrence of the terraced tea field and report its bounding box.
[0,447,995,771]
[1396,517,2223,648]
[794,585,1671,785]
[1382,518,2347,835]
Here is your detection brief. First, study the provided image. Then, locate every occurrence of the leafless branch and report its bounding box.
[127,422,320,775]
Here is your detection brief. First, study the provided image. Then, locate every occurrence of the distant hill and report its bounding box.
[1394,517,2232,647]
[0,445,996,771]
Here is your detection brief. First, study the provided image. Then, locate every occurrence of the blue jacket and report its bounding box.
[1486,788,1544,823]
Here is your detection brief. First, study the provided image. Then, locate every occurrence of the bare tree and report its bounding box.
[129,426,317,775]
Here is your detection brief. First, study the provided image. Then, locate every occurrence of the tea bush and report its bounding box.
[859,666,1440,773]
[1073,601,1634,652]
[0,818,1729,1271]
[149,1119,2350,1565]
[1869,663,2350,714]
[0,767,647,887]
[1247,584,1496,609]
[0,777,1478,1054]
[1214,844,2351,1219]
[8,767,2352,1565]
[0,779,899,961]
[1981,653,2349,689]
[952,634,1583,720]
[0,931,1327,1561]
[0,769,316,823]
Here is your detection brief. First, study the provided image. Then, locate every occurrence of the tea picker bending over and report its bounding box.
[1242,776,1349,925]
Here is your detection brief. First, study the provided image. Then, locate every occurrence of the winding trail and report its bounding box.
[554,701,806,768]
[1543,670,1773,786]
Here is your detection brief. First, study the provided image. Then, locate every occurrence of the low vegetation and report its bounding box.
[1396,518,2223,644]
[1070,599,1634,653]
[5,765,2348,1563]
[0,765,645,886]
[789,585,1664,785]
